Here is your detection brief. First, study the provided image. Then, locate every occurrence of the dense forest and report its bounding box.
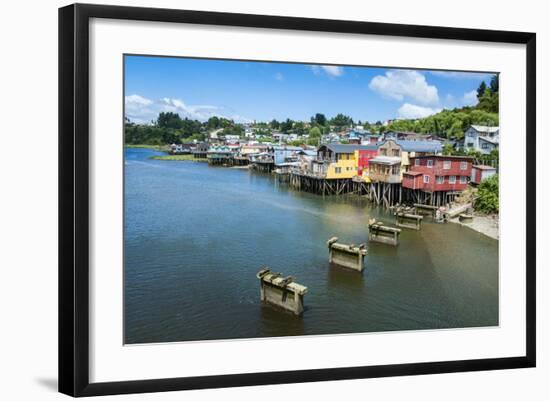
[124,113,239,145]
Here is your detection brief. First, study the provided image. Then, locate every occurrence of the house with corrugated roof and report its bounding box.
[463,125,499,154]
[377,139,442,175]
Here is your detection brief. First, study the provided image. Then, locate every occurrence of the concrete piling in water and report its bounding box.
[395,211,423,230]
[368,219,401,246]
[327,237,367,272]
[256,268,308,315]
[413,203,439,217]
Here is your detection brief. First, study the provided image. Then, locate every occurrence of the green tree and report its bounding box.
[280,118,294,133]
[157,112,183,129]
[477,88,499,113]
[475,174,499,214]
[207,116,220,129]
[489,74,499,94]
[477,81,487,99]
[306,137,320,146]
[330,113,353,129]
[309,126,322,138]
[442,143,454,155]
[311,113,327,126]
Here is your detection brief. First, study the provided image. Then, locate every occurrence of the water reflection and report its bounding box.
[124,148,499,344]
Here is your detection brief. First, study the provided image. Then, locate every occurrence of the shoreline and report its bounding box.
[131,148,500,240]
[449,213,499,240]
[149,154,207,162]
[125,144,166,150]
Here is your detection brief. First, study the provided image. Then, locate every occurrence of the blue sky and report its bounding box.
[124,55,495,124]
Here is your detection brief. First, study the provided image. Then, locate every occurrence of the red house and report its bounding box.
[402,155,473,192]
[356,145,378,176]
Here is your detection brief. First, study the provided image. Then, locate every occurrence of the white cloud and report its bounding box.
[310,65,344,77]
[369,70,439,106]
[274,72,284,81]
[461,90,478,106]
[397,103,441,119]
[125,94,157,123]
[125,94,153,105]
[124,94,252,124]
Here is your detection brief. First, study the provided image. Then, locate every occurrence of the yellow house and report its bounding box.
[314,144,372,179]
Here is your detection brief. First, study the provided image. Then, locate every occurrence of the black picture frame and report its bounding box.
[59,3,536,397]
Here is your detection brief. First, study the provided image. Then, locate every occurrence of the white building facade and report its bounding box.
[463,125,499,154]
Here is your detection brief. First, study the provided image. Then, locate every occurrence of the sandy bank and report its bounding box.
[450,213,499,240]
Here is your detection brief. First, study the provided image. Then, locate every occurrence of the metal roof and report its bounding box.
[479,136,499,144]
[470,125,499,133]
[411,155,473,160]
[473,165,497,170]
[383,139,442,153]
[297,149,317,156]
[369,156,402,165]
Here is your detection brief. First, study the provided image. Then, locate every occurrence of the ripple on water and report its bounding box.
[124,148,499,344]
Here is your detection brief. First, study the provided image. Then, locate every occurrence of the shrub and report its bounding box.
[475,174,499,213]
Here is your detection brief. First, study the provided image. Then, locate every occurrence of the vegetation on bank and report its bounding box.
[443,144,499,169]
[149,154,206,162]
[475,174,499,214]
[125,144,166,150]
[386,75,499,139]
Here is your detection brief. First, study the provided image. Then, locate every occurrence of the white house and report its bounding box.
[224,134,241,144]
[463,125,499,154]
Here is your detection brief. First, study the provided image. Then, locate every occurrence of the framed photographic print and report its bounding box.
[58,3,536,397]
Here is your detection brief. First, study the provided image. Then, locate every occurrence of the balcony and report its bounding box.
[368,171,401,184]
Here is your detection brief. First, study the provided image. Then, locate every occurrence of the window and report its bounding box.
[443,160,451,169]
[436,176,444,184]
[449,175,456,184]
[392,149,399,157]
[415,159,420,166]
[335,167,342,174]
[423,175,430,183]
[427,160,434,168]
[460,176,467,184]
[482,143,489,149]
[467,143,474,147]
[460,161,467,170]
[380,149,387,155]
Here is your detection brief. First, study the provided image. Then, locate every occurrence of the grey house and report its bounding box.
[463,125,499,154]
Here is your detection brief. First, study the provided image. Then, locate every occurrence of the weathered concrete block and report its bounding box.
[459,213,473,223]
[395,212,423,230]
[327,237,367,272]
[368,219,401,246]
[413,203,438,217]
[257,268,307,315]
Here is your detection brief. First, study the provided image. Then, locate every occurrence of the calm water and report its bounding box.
[124,148,499,344]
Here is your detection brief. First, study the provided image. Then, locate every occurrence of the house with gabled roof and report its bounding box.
[463,125,499,154]
[377,139,442,175]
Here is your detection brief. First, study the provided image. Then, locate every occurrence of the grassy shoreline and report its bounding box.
[150,154,207,162]
[125,144,166,150]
